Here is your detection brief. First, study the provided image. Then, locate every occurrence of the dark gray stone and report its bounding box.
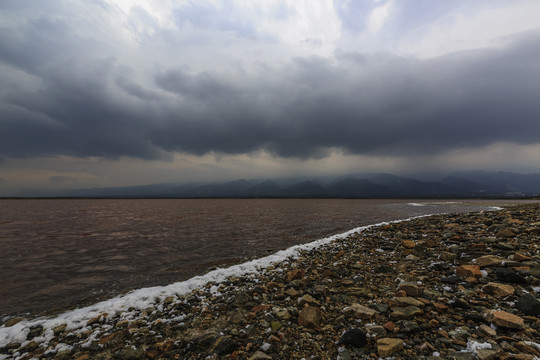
[337,328,367,348]
[516,294,540,316]
[495,268,527,284]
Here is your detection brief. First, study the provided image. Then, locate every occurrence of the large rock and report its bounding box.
[248,351,273,360]
[394,297,424,307]
[211,336,238,355]
[402,240,416,249]
[298,305,323,329]
[397,283,422,297]
[390,306,423,319]
[377,338,404,357]
[342,304,376,319]
[485,310,524,329]
[496,229,516,238]
[495,268,527,284]
[516,294,540,316]
[475,255,504,267]
[513,252,532,262]
[285,269,305,282]
[456,265,482,278]
[337,328,367,348]
[482,282,514,298]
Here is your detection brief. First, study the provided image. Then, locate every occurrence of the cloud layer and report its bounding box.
[1,0,540,191]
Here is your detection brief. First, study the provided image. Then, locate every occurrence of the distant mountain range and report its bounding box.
[17,171,540,198]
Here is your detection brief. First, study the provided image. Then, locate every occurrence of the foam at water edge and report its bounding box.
[0,206,503,349]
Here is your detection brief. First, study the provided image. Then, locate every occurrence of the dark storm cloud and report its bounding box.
[1,17,539,160]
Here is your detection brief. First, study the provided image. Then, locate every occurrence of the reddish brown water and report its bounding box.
[0,198,532,317]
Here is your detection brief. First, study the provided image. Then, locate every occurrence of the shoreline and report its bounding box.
[1,203,540,359]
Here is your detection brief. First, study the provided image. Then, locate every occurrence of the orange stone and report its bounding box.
[298,306,323,329]
[285,268,305,282]
[456,265,481,278]
[514,253,532,262]
[486,310,524,329]
[383,321,396,332]
[475,255,504,267]
[482,282,515,298]
[252,305,272,312]
[402,240,416,249]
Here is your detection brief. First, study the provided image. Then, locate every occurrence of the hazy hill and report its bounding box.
[13,171,540,198]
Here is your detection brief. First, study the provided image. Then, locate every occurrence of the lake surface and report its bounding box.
[0,198,534,317]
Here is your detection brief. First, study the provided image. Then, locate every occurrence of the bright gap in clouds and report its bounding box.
[367,0,392,34]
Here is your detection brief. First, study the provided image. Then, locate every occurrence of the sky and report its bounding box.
[1,0,540,194]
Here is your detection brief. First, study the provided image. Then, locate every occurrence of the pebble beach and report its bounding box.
[2,203,540,360]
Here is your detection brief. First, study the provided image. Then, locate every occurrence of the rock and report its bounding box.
[298,306,323,329]
[189,329,219,350]
[115,348,145,359]
[155,340,175,353]
[482,282,515,297]
[26,325,43,340]
[372,303,389,313]
[456,265,482,278]
[476,349,500,360]
[365,325,387,336]
[390,306,423,319]
[228,309,246,324]
[475,255,504,267]
[285,269,305,282]
[337,328,367,347]
[98,330,128,346]
[514,252,532,261]
[342,303,376,319]
[442,275,461,284]
[496,229,516,238]
[377,338,404,357]
[52,323,67,335]
[270,320,282,331]
[4,317,23,327]
[383,321,396,332]
[376,265,395,274]
[211,336,238,355]
[495,268,527,284]
[22,340,39,352]
[449,327,470,340]
[516,294,540,316]
[402,240,416,249]
[396,320,420,333]
[284,288,299,297]
[276,309,291,320]
[87,315,102,326]
[478,324,497,337]
[397,282,422,297]
[394,297,424,307]
[514,342,540,356]
[248,351,273,360]
[298,294,319,306]
[439,252,457,261]
[232,291,252,304]
[485,310,524,329]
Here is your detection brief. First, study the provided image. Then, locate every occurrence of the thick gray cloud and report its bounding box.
[1,1,539,163]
